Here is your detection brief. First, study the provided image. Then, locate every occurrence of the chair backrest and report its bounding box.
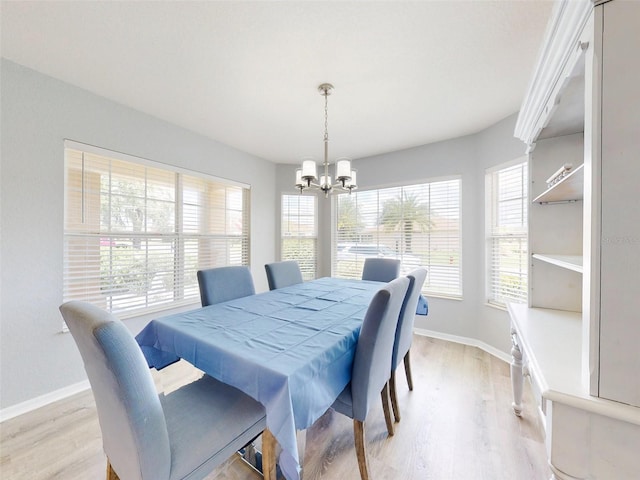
[197,266,256,306]
[361,257,401,282]
[392,268,428,370]
[59,301,171,480]
[350,276,410,421]
[265,261,304,290]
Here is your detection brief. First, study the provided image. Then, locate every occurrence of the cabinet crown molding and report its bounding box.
[514,0,594,146]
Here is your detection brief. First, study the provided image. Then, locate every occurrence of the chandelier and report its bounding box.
[295,83,357,197]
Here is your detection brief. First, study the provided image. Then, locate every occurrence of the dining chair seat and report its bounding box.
[59,300,274,480]
[330,276,410,480]
[361,257,401,282]
[389,268,428,423]
[264,260,304,290]
[197,266,256,306]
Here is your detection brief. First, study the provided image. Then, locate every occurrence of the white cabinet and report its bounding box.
[595,0,640,408]
[509,1,640,478]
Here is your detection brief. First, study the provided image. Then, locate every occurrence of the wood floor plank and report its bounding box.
[0,336,549,480]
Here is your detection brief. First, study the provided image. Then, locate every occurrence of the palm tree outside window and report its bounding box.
[332,178,461,298]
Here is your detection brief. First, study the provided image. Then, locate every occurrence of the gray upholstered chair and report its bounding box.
[59,300,274,480]
[361,257,401,282]
[197,266,255,306]
[264,260,304,290]
[330,276,410,480]
[389,268,428,423]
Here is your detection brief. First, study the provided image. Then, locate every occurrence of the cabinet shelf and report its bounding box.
[532,253,583,273]
[532,163,584,204]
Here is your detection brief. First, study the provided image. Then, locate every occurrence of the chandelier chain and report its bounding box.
[324,91,329,141]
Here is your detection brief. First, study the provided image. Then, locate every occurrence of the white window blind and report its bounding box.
[486,160,528,306]
[63,144,250,317]
[332,178,462,298]
[281,194,317,280]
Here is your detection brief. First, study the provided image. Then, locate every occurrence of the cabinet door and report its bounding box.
[598,0,640,407]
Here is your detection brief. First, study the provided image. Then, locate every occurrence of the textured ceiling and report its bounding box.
[1,1,553,163]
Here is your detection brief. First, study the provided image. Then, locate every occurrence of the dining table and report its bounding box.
[136,276,426,480]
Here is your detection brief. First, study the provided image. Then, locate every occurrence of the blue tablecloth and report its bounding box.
[136,277,385,480]
[417,294,428,315]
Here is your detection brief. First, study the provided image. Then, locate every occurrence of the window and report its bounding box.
[486,159,528,306]
[63,141,250,317]
[281,194,317,280]
[332,178,461,298]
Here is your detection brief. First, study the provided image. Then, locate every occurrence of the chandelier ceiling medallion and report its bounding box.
[295,83,357,197]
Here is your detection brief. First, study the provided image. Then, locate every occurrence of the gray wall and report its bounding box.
[474,114,529,350]
[276,114,527,354]
[0,60,276,410]
[1,57,527,415]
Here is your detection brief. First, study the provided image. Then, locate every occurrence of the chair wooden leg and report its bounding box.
[389,369,401,423]
[261,429,277,480]
[106,461,119,480]
[404,350,414,391]
[381,382,394,436]
[354,420,370,480]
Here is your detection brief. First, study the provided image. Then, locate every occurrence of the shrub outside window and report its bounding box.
[63,141,250,317]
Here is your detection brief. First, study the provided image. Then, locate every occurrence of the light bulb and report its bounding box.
[301,160,317,180]
[335,158,352,181]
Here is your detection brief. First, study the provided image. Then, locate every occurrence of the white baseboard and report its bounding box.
[0,380,90,423]
[414,328,511,364]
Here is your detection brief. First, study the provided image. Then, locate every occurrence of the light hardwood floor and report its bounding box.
[0,336,550,479]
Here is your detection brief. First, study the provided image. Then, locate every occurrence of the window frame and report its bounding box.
[331,176,462,299]
[63,140,251,318]
[485,157,528,308]
[280,193,318,280]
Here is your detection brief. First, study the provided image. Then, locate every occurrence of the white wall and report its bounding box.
[276,114,527,355]
[0,60,277,411]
